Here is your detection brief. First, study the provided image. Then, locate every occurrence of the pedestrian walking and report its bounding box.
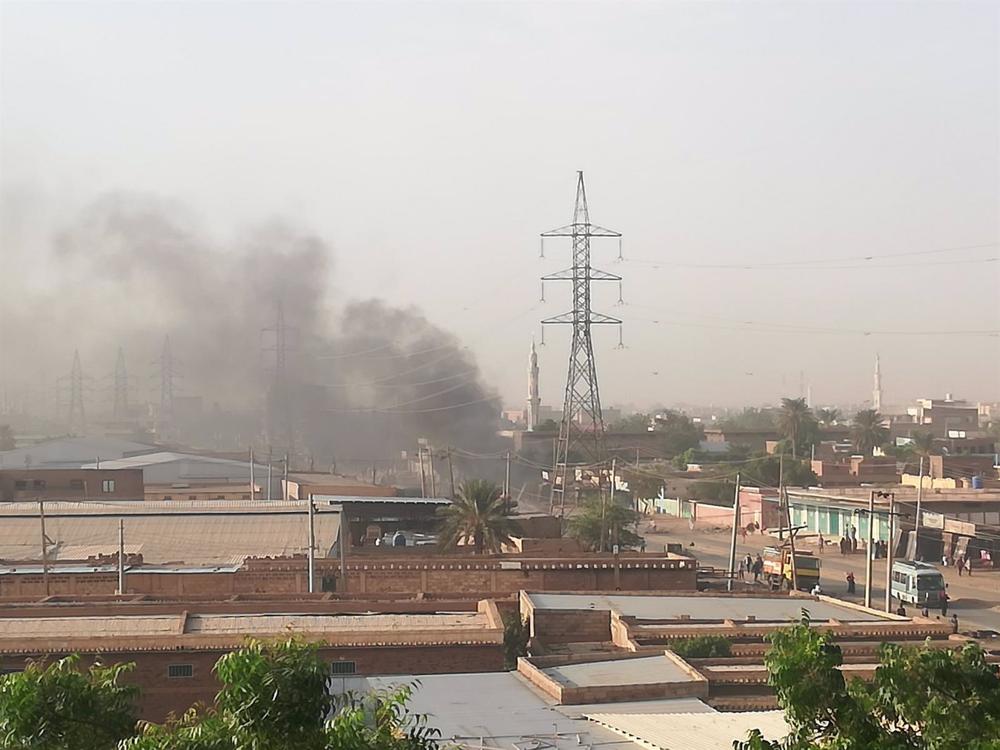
[752,554,763,583]
[941,590,950,616]
[951,613,959,634]
[921,604,929,618]
[737,558,746,581]
[896,603,906,617]
[846,571,856,594]
[817,533,824,555]
[744,553,753,574]
[957,555,965,577]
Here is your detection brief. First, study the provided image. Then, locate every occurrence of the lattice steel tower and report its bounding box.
[67,350,86,435]
[540,171,622,512]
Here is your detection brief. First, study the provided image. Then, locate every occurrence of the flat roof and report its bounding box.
[312,494,451,505]
[363,672,712,750]
[542,656,695,688]
[525,593,887,623]
[586,710,788,750]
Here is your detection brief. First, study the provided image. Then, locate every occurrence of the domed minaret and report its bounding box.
[873,353,883,411]
[526,339,540,430]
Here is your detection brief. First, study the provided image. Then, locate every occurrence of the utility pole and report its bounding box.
[307,495,315,593]
[447,448,456,498]
[338,506,348,594]
[504,451,511,513]
[267,448,273,502]
[283,453,289,501]
[865,490,875,609]
[117,519,125,595]
[39,500,50,597]
[419,447,427,497]
[371,461,377,486]
[540,172,623,511]
[727,474,741,592]
[779,453,798,591]
[915,456,925,554]
[884,492,896,613]
[429,450,437,497]
[249,447,256,501]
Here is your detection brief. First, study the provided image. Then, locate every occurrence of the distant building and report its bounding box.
[907,395,980,438]
[0,468,145,502]
[80,451,277,497]
[0,436,160,470]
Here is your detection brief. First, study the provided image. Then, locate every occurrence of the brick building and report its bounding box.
[0,468,144,502]
[0,595,505,721]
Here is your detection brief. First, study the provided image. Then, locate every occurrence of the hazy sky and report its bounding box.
[2,1,998,412]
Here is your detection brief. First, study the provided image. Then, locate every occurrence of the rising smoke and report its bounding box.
[0,190,501,462]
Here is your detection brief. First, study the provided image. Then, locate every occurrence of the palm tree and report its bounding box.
[910,430,937,457]
[851,409,888,456]
[437,479,516,554]
[816,408,841,427]
[778,397,813,459]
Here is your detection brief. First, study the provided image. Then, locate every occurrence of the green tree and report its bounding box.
[608,413,652,432]
[737,613,1000,750]
[815,408,841,427]
[652,410,703,456]
[910,430,937,457]
[567,495,642,552]
[123,639,440,750]
[0,655,138,750]
[778,398,814,459]
[502,615,530,669]
[851,409,888,457]
[719,408,779,431]
[670,635,732,658]
[744,456,817,489]
[437,479,516,554]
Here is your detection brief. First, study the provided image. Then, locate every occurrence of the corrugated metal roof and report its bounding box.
[0,507,339,566]
[81,452,262,470]
[312,494,451,505]
[585,711,788,750]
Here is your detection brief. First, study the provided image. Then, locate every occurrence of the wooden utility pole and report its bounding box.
[884,492,896,612]
[249,447,256,501]
[429,451,437,496]
[283,452,289,500]
[727,474,741,592]
[779,454,798,591]
[267,447,273,502]
[915,456,925,550]
[504,451,511,513]
[338,506,348,593]
[39,499,50,596]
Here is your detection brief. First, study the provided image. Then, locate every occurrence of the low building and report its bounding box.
[810,456,898,487]
[0,436,161,470]
[0,468,144,502]
[283,472,396,500]
[907,396,981,438]
[81,451,278,497]
[0,596,505,721]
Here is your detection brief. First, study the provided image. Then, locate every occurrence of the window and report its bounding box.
[102,479,116,493]
[32,480,46,489]
[162,495,172,501]
[167,664,194,679]
[14,481,26,490]
[330,661,356,675]
[69,479,84,490]
[189,495,197,500]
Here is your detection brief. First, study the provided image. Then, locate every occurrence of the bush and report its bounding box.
[670,635,732,658]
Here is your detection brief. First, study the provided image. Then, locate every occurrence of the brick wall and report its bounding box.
[1,556,697,599]
[0,468,144,502]
[0,642,504,723]
[530,609,611,643]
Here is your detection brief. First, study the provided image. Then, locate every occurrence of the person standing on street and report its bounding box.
[941,590,950,616]
[737,557,746,581]
[846,570,856,594]
[752,554,763,583]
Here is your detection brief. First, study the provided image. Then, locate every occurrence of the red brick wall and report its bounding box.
[0,469,144,502]
[0,642,504,723]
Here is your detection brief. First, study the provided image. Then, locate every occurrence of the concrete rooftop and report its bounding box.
[543,655,696,688]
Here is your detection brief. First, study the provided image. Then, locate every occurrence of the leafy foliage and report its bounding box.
[502,614,530,669]
[670,635,732,658]
[815,408,841,426]
[736,612,1000,750]
[851,409,889,457]
[651,410,703,456]
[608,413,652,432]
[744,456,817,489]
[122,638,440,750]
[778,398,816,459]
[0,655,138,750]
[437,479,516,554]
[567,495,642,552]
[718,408,779,431]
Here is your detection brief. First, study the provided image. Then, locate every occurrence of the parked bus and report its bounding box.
[890,560,946,606]
[762,546,820,591]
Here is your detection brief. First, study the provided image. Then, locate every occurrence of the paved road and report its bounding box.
[644,519,1000,633]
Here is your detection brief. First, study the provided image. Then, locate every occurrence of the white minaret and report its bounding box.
[526,338,540,430]
[872,353,882,412]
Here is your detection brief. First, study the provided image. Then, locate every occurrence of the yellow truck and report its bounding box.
[762,546,820,591]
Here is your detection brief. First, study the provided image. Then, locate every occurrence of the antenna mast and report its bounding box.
[539,172,622,514]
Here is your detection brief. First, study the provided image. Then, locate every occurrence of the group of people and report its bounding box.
[736,552,764,583]
[952,554,974,576]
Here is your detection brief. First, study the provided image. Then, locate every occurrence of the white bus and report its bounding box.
[890,560,946,606]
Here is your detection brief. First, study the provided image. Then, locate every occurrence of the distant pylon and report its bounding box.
[539,171,622,513]
[112,347,129,420]
[157,336,178,435]
[67,350,86,435]
[263,300,297,457]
